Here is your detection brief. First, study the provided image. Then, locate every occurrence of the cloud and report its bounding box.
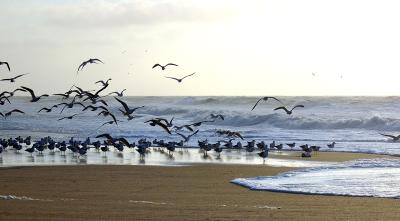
[41,0,237,29]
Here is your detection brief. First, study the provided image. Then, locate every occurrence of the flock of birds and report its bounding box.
[0,58,350,164]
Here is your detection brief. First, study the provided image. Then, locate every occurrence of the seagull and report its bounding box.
[97,120,122,130]
[145,119,172,134]
[152,63,178,70]
[274,105,304,115]
[82,105,109,112]
[77,58,104,73]
[38,105,58,113]
[58,114,79,121]
[327,142,336,148]
[98,110,118,125]
[251,96,283,111]
[380,133,400,141]
[176,130,199,143]
[114,97,144,115]
[20,86,49,102]
[286,142,296,149]
[165,72,195,83]
[108,89,126,97]
[95,78,112,87]
[3,109,24,118]
[0,73,28,83]
[0,61,10,71]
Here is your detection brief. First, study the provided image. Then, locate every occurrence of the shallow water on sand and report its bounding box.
[0,147,331,168]
[232,158,400,199]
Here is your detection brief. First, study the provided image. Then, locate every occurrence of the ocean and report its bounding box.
[1,96,400,155]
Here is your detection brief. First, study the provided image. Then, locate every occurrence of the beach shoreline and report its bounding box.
[0,151,399,221]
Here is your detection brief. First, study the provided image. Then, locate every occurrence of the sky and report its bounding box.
[1,0,400,96]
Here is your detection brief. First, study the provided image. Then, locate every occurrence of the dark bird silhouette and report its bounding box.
[152,63,178,70]
[114,97,144,116]
[58,114,79,121]
[191,120,214,127]
[97,120,121,129]
[145,119,172,134]
[108,89,126,97]
[274,105,304,115]
[251,96,283,111]
[82,105,108,112]
[0,88,26,97]
[3,109,24,118]
[98,110,118,125]
[0,61,10,71]
[380,133,400,141]
[38,105,58,113]
[0,73,28,83]
[77,58,104,73]
[20,86,49,102]
[165,72,195,83]
[327,142,336,148]
[176,130,199,143]
[95,78,112,87]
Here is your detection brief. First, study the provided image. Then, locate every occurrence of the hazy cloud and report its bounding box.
[41,0,237,29]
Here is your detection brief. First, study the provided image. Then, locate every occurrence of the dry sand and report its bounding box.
[0,151,398,221]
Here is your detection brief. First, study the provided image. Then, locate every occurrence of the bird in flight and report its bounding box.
[274,105,304,115]
[108,89,126,97]
[210,114,224,121]
[165,72,195,83]
[144,119,172,134]
[177,130,199,143]
[380,133,400,141]
[0,61,10,71]
[77,58,104,73]
[58,114,79,121]
[2,109,25,118]
[251,96,283,111]
[152,63,178,70]
[20,86,49,102]
[0,73,28,83]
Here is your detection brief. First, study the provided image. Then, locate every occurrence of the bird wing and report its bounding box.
[152,64,161,69]
[118,138,130,147]
[268,96,283,104]
[38,108,49,112]
[96,133,113,140]
[20,86,35,98]
[92,58,104,64]
[181,72,196,80]
[251,98,263,111]
[184,125,194,132]
[189,130,199,138]
[0,78,11,81]
[176,132,188,141]
[109,113,118,125]
[95,80,105,85]
[166,63,178,67]
[380,133,397,139]
[0,112,3,118]
[132,106,145,112]
[155,122,172,134]
[5,62,10,71]
[233,132,244,140]
[291,105,305,111]
[13,74,27,80]
[165,76,180,81]
[114,97,129,112]
[273,106,290,113]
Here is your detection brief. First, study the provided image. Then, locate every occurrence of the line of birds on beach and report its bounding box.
[0,57,350,164]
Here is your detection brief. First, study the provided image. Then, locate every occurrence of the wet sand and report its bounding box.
[0,152,398,221]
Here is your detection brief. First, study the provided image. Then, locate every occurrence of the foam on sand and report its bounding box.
[232,158,400,198]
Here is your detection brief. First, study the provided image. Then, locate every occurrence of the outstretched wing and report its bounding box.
[181,72,196,80]
[166,63,178,67]
[96,133,113,140]
[92,58,104,64]
[251,98,263,111]
[20,86,35,99]
[291,104,305,110]
[114,97,130,112]
[380,133,397,139]
[152,64,161,69]
[165,76,180,81]
[273,106,290,113]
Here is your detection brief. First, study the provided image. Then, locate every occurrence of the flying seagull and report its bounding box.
[0,73,28,83]
[0,61,10,71]
[380,133,400,141]
[176,130,199,143]
[274,105,304,115]
[165,72,195,83]
[251,96,283,111]
[58,114,79,121]
[3,109,24,118]
[152,63,178,70]
[108,89,126,97]
[20,86,49,102]
[77,58,104,73]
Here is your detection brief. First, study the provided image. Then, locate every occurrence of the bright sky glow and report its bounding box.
[1,0,400,96]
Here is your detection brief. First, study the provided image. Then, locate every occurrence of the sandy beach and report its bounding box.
[0,151,398,221]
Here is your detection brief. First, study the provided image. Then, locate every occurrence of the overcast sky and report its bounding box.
[1,0,400,96]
